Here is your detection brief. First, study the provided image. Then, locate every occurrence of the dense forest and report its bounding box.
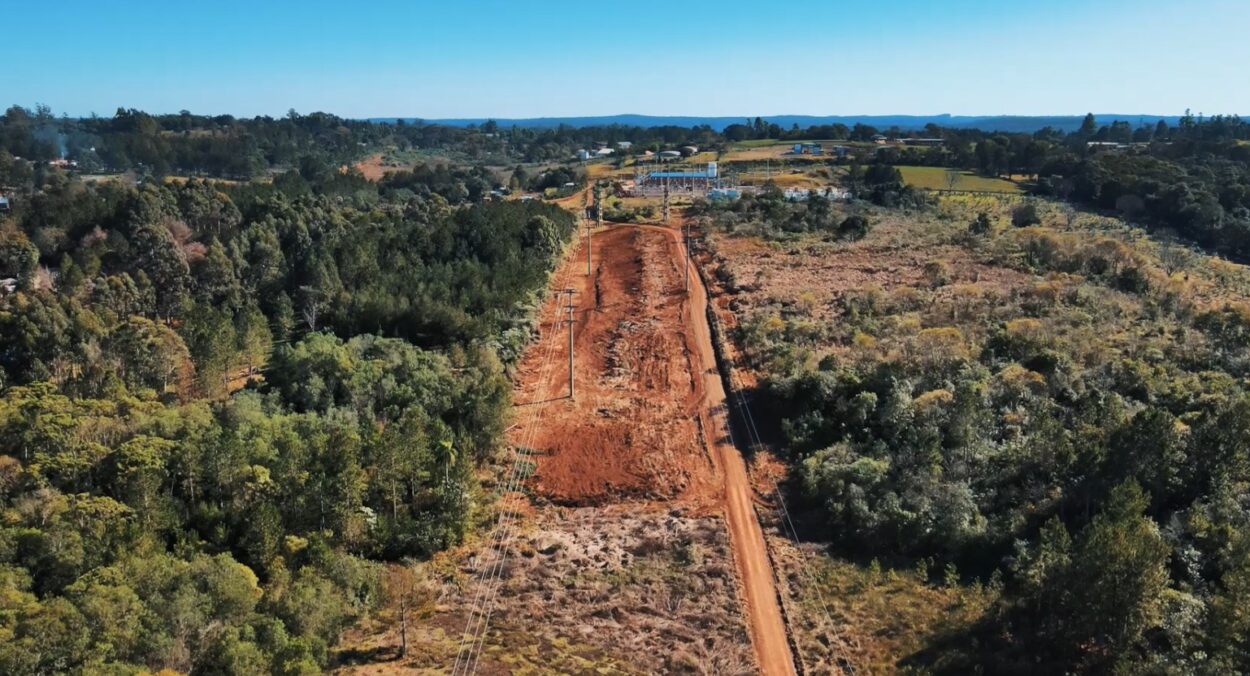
[0,122,574,672]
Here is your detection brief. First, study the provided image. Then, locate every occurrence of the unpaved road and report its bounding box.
[510,221,797,675]
[659,222,798,676]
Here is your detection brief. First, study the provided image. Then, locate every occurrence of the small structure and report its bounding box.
[1087,141,1131,152]
[831,145,851,158]
[679,145,699,157]
[792,142,824,155]
[0,195,10,213]
[872,134,887,144]
[594,147,614,157]
[616,141,633,150]
[576,149,591,161]
[0,278,16,295]
[784,186,852,201]
[634,161,723,196]
[658,150,682,160]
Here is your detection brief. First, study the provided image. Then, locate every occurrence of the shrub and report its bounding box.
[1012,202,1042,227]
[970,212,993,236]
[838,215,871,240]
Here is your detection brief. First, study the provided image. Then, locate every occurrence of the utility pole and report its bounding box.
[564,289,575,399]
[589,183,601,275]
[662,177,670,224]
[595,181,603,229]
[684,220,690,293]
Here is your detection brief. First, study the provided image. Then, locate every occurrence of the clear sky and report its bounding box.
[3,0,1247,119]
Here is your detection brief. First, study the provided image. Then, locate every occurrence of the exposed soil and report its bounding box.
[512,225,722,509]
[506,220,798,674]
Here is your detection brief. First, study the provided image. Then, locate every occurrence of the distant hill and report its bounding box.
[368,113,1190,133]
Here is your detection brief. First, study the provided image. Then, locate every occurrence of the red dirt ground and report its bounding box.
[510,225,723,510]
[508,221,798,675]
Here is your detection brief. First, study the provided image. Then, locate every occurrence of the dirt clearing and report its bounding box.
[511,225,722,508]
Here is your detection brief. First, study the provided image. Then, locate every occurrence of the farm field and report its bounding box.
[897,165,1023,193]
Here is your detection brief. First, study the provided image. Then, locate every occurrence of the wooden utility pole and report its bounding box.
[595,182,604,229]
[685,221,695,292]
[564,289,575,399]
[589,183,600,275]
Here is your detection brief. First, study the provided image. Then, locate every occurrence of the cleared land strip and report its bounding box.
[459,218,799,674]
[629,222,799,676]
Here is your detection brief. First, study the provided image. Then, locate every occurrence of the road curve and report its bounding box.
[615,222,798,676]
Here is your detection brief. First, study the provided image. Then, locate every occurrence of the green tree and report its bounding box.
[0,226,39,289]
[1066,481,1170,664]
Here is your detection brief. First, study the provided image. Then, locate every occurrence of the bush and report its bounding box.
[970,212,993,236]
[1012,202,1042,227]
[838,215,871,240]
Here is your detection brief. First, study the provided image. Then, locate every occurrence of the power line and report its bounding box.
[451,284,564,674]
[452,239,581,674]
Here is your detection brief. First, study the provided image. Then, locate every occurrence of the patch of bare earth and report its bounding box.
[514,225,721,508]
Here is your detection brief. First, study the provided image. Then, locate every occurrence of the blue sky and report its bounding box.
[2,0,1247,119]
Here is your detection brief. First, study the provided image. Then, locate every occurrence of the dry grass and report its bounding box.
[766,533,996,675]
[335,508,753,674]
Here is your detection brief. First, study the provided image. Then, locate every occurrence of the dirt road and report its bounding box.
[661,223,798,676]
[510,221,797,674]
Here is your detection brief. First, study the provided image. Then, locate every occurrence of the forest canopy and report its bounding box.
[0,135,574,673]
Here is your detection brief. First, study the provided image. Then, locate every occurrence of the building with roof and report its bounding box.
[0,195,10,213]
[634,162,722,195]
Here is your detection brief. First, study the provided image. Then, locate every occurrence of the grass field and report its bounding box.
[897,165,1023,194]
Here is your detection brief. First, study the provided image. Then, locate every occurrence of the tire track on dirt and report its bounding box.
[640,222,799,676]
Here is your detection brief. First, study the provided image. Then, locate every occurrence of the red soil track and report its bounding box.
[509,222,797,675]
